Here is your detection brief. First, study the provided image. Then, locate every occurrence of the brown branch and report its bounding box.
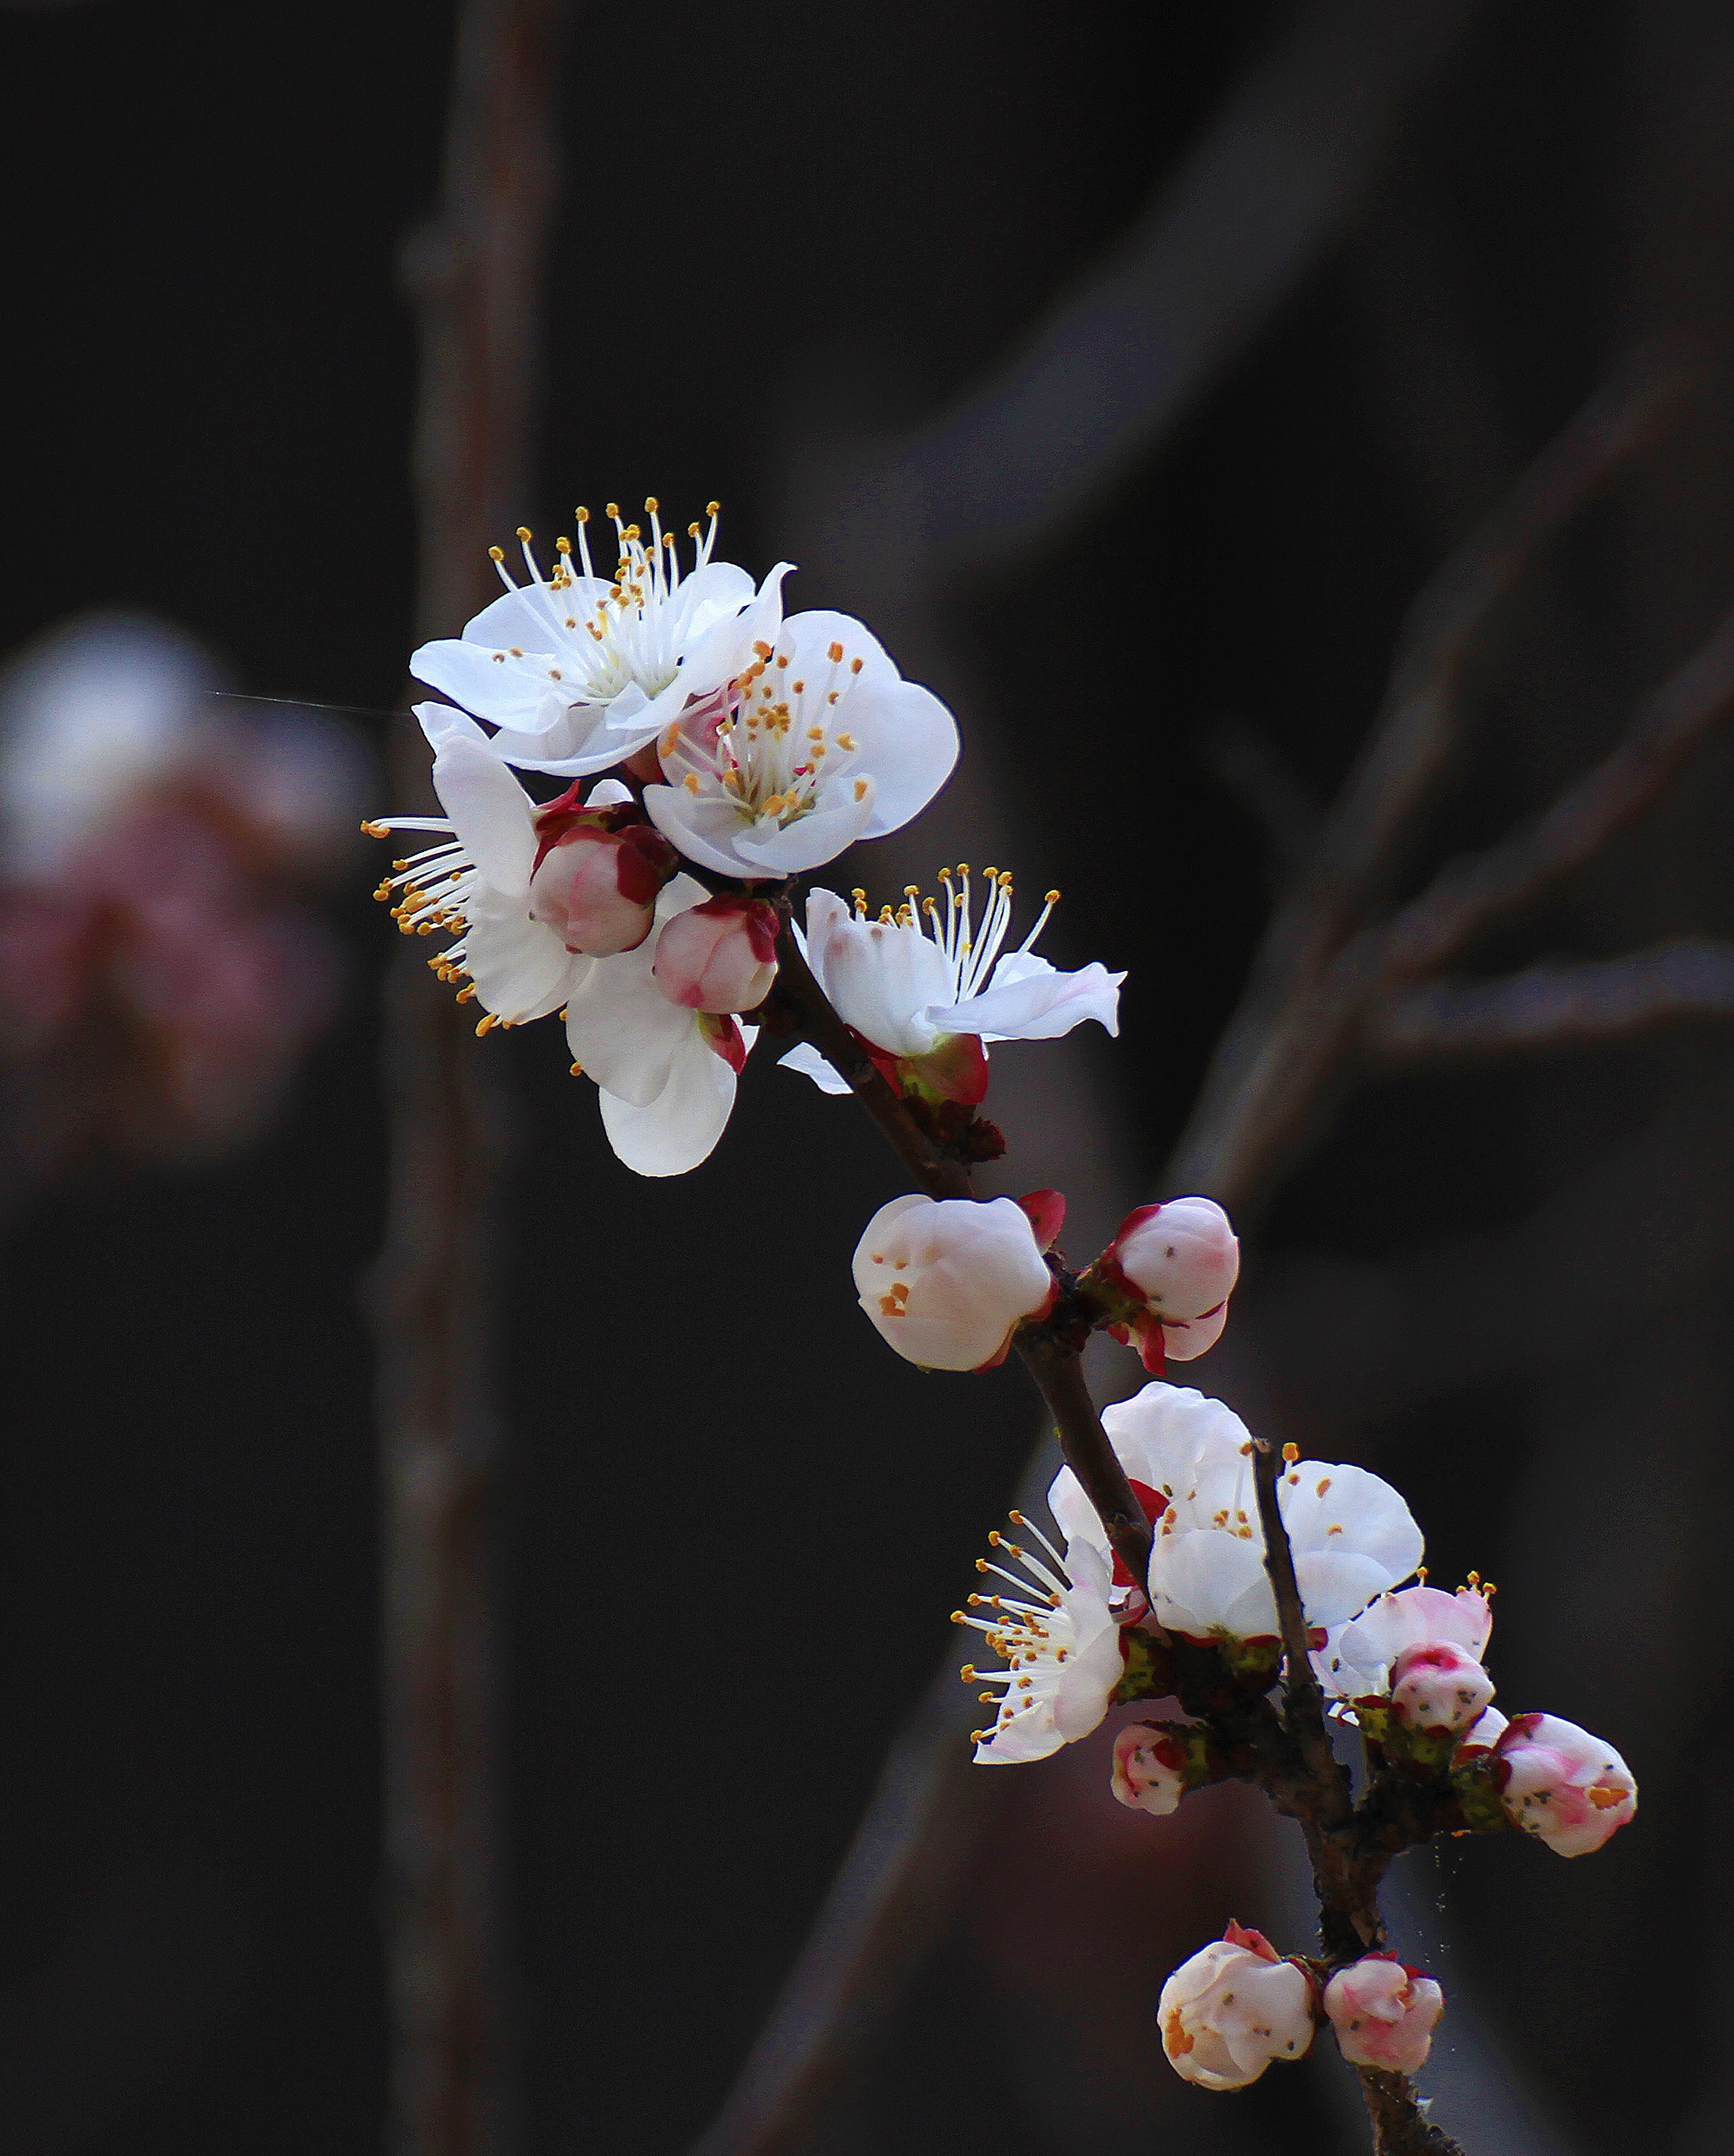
[1252,1443,1343,1813]
[1014,1335,1151,1583]
[1359,2067,1469,2156]
[1370,938,1734,1061]
[376,7,560,2155]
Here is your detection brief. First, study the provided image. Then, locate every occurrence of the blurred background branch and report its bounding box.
[375,5,560,2154]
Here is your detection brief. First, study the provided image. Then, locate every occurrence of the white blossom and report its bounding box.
[643,609,957,878]
[1159,1925,1316,2090]
[852,1194,1054,1371]
[411,505,788,777]
[779,870,1121,1098]
[1054,1386,1422,1644]
[953,1514,1124,1763]
[1495,1713,1637,1857]
[1323,1957,1444,2074]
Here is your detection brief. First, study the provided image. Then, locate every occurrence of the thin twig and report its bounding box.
[1252,1443,1343,1813]
[1370,938,1734,1060]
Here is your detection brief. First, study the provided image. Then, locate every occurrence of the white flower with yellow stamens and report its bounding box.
[953,1512,1125,1764]
[779,867,1123,1096]
[643,609,958,877]
[411,502,789,778]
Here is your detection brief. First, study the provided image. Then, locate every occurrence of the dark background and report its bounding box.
[3,3,1732,2152]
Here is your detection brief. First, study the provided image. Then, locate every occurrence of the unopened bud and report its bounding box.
[852,1193,1055,1371]
[1111,1725,1188,1815]
[653,894,779,1012]
[1390,1642,1496,1734]
[1110,1197,1239,1316]
[529,821,675,955]
[1157,1923,1315,2090]
[1494,1713,1637,1857]
[1323,1956,1444,2074]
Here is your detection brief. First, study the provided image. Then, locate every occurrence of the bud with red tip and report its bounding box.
[1111,1721,1223,1815]
[1087,1196,1240,1371]
[653,894,779,1013]
[1323,1956,1444,2074]
[528,808,677,957]
[1158,1922,1316,2090]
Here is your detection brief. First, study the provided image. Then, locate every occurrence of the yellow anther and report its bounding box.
[1282,1443,1300,1463]
[1046,889,1061,904]
[555,536,571,555]
[644,495,658,511]
[605,501,619,519]
[361,818,389,837]
[576,505,590,523]
[853,778,868,800]
[476,1013,499,1036]
[570,1062,583,1077]
[706,499,720,517]
[516,525,532,542]
[488,545,505,562]
[684,773,701,794]
[826,640,844,662]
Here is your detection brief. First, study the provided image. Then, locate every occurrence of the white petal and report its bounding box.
[777,607,898,690]
[818,913,950,1056]
[1149,1527,1272,1638]
[642,785,766,879]
[461,577,610,652]
[429,733,538,896]
[777,1041,852,1095]
[411,636,558,728]
[459,889,582,1023]
[939,954,1124,1043]
[844,679,960,836]
[1281,1464,1424,1582]
[729,786,878,874]
[596,1032,739,1176]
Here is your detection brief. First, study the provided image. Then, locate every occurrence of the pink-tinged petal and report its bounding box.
[776,1041,852,1095]
[675,561,790,693]
[596,1032,739,1176]
[563,877,709,1104]
[428,733,538,896]
[1161,1303,1228,1361]
[805,904,950,1057]
[1017,1189,1066,1249]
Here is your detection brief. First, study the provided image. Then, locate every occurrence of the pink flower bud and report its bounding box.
[1494,1713,1637,1857]
[528,821,675,956]
[1111,1724,1187,1815]
[1098,1198,1238,1371]
[1323,1956,1444,2075]
[1158,1924,1315,2090]
[652,894,779,1013]
[853,1193,1056,1371]
[1390,1642,1496,1734]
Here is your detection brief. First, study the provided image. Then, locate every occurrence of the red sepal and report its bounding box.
[614,824,678,903]
[1130,1310,1168,1375]
[1223,1919,1281,1962]
[697,1013,747,1073]
[1016,1188,1066,1250]
[896,1030,989,1106]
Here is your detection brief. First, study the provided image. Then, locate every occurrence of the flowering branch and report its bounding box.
[366,366,1642,2156]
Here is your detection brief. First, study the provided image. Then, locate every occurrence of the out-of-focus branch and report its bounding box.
[1170,349,1712,1209]
[375,7,560,2156]
[1196,713,1322,878]
[1370,939,1734,1061]
[1376,609,1734,982]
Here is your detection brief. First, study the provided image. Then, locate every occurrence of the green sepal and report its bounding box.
[1111,1627,1174,1703]
[1449,1751,1511,1834]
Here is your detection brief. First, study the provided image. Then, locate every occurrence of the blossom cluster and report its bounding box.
[938,1365,1636,2090]
[382,492,1639,2130]
[369,504,1124,1175]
